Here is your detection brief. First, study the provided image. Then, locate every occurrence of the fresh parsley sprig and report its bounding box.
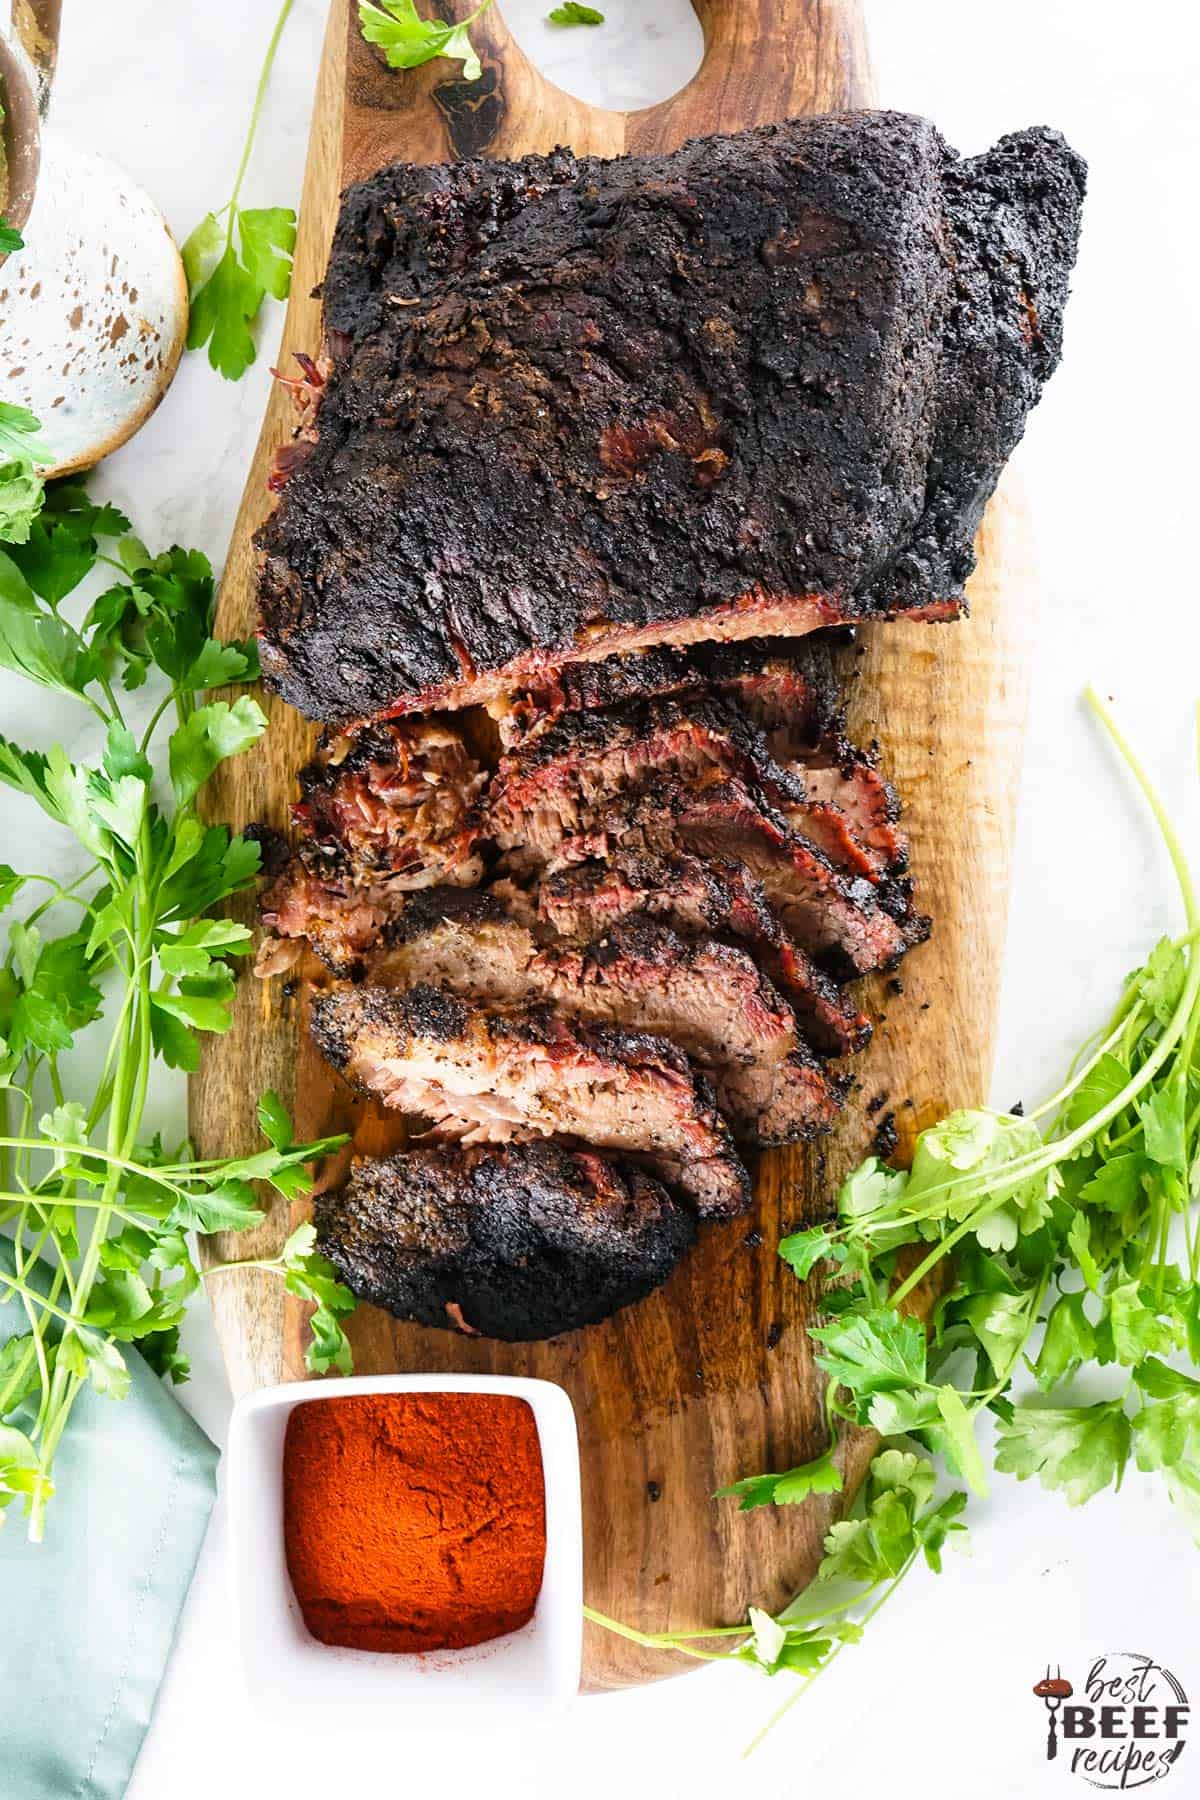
[358,0,496,82]
[0,220,22,255]
[588,689,1200,1742]
[183,0,298,381]
[0,485,352,1539]
[587,1449,967,1750]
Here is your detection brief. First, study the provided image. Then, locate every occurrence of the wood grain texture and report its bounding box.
[192,0,1034,1689]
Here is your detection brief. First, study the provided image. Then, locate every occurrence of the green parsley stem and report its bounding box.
[0,1191,146,1222]
[581,1606,732,1663]
[139,689,179,755]
[1084,686,1200,933]
[0,1266,80,1330]
[0,1136,180,1185]
[743,1550,920,1757]
[200,1257,284,1278]
[13,1223,52,1413]
[0,1284,58,1415]
[1023,1012,1135,1123]
[226,0,295,239]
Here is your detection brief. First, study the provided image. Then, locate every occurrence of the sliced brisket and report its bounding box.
[309,983,751,1218]
[256,717,483,974]
[258,114,1084,724]
[315,1141,694,1341]
[493,635,848,751]
[660,777,926,975]
[779,750,904,877]
[521,852,871,1057]
[493,753,922,978]
[370,888,843,1145]
[486,690,898,887]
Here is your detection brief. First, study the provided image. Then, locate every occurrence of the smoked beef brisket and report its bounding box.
[492,635,849,751]
[370,887,844,1145]
[257,716,483,974]
[485,691,900,882]
[521,852,872,1057]
[316,1141,694,1341]
[492,761,922,978]
[257,113,1084,724]
[309,982,751,1217]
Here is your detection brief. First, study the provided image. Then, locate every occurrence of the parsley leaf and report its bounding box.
[933,1386,989,1496]
[994,1402,1131,1505]
[279,1223,357,1375]
[1139,1083,1186,1170]
[778,1225,844,1280]
[0,219,23,255]
[809,1307,926,1422]
[1107,1279,1181,1365]
[185,231,292,383]
[1066,1051,1130,1131]
[717,1450,842,1512]
[1136,938,1186,1026]
[1033,1289,1096,1391]
[168,697,267,803]
[359,0,496,81]
[958,1290,1029,1376]
[1132,1391,1200,1473]
[0,404,52,548]
[0,463,45,547]
[817,1450,943,1584]
[548,3,605,22]
[0,403,51,470]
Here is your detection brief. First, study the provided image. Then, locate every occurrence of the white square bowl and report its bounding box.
[226,1372,583,1724]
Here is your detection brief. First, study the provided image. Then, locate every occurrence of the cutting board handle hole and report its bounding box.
[500,0,704,112]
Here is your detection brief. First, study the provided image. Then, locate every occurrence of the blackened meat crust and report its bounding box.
[257,113,1084,724]
[315,1141,694,1341]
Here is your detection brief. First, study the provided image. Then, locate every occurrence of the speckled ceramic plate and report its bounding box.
[1,132,187,475]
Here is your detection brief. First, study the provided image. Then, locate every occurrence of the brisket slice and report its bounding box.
[493,638,904,879]
[315,1141,694,1341]
[495,760,922,978]
[256,717,483,975]
[779,751,904,877]
[309,983,751,1218]
[711,644,906,873]
[371,889,843,1146]
[660,779,926,976]
[485,691,894,885]
[492,635,849,750]
[257,113,1084,725]
[518,853,871,1057]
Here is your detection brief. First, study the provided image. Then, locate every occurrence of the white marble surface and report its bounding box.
[5,1,1199,1794]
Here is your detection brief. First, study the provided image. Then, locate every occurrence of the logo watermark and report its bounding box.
[1032,1654,1188,1788]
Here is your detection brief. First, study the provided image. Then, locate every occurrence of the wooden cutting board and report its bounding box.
[192,0,1034,1690]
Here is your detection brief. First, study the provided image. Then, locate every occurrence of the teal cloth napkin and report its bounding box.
[0,1240,218,1800]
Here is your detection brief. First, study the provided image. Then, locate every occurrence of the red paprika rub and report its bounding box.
[282,1391,546,1653]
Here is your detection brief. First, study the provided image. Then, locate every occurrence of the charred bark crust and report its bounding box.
[257,112,1084,725]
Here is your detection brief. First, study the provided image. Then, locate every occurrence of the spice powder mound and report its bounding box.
[282,1392,547,1654]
